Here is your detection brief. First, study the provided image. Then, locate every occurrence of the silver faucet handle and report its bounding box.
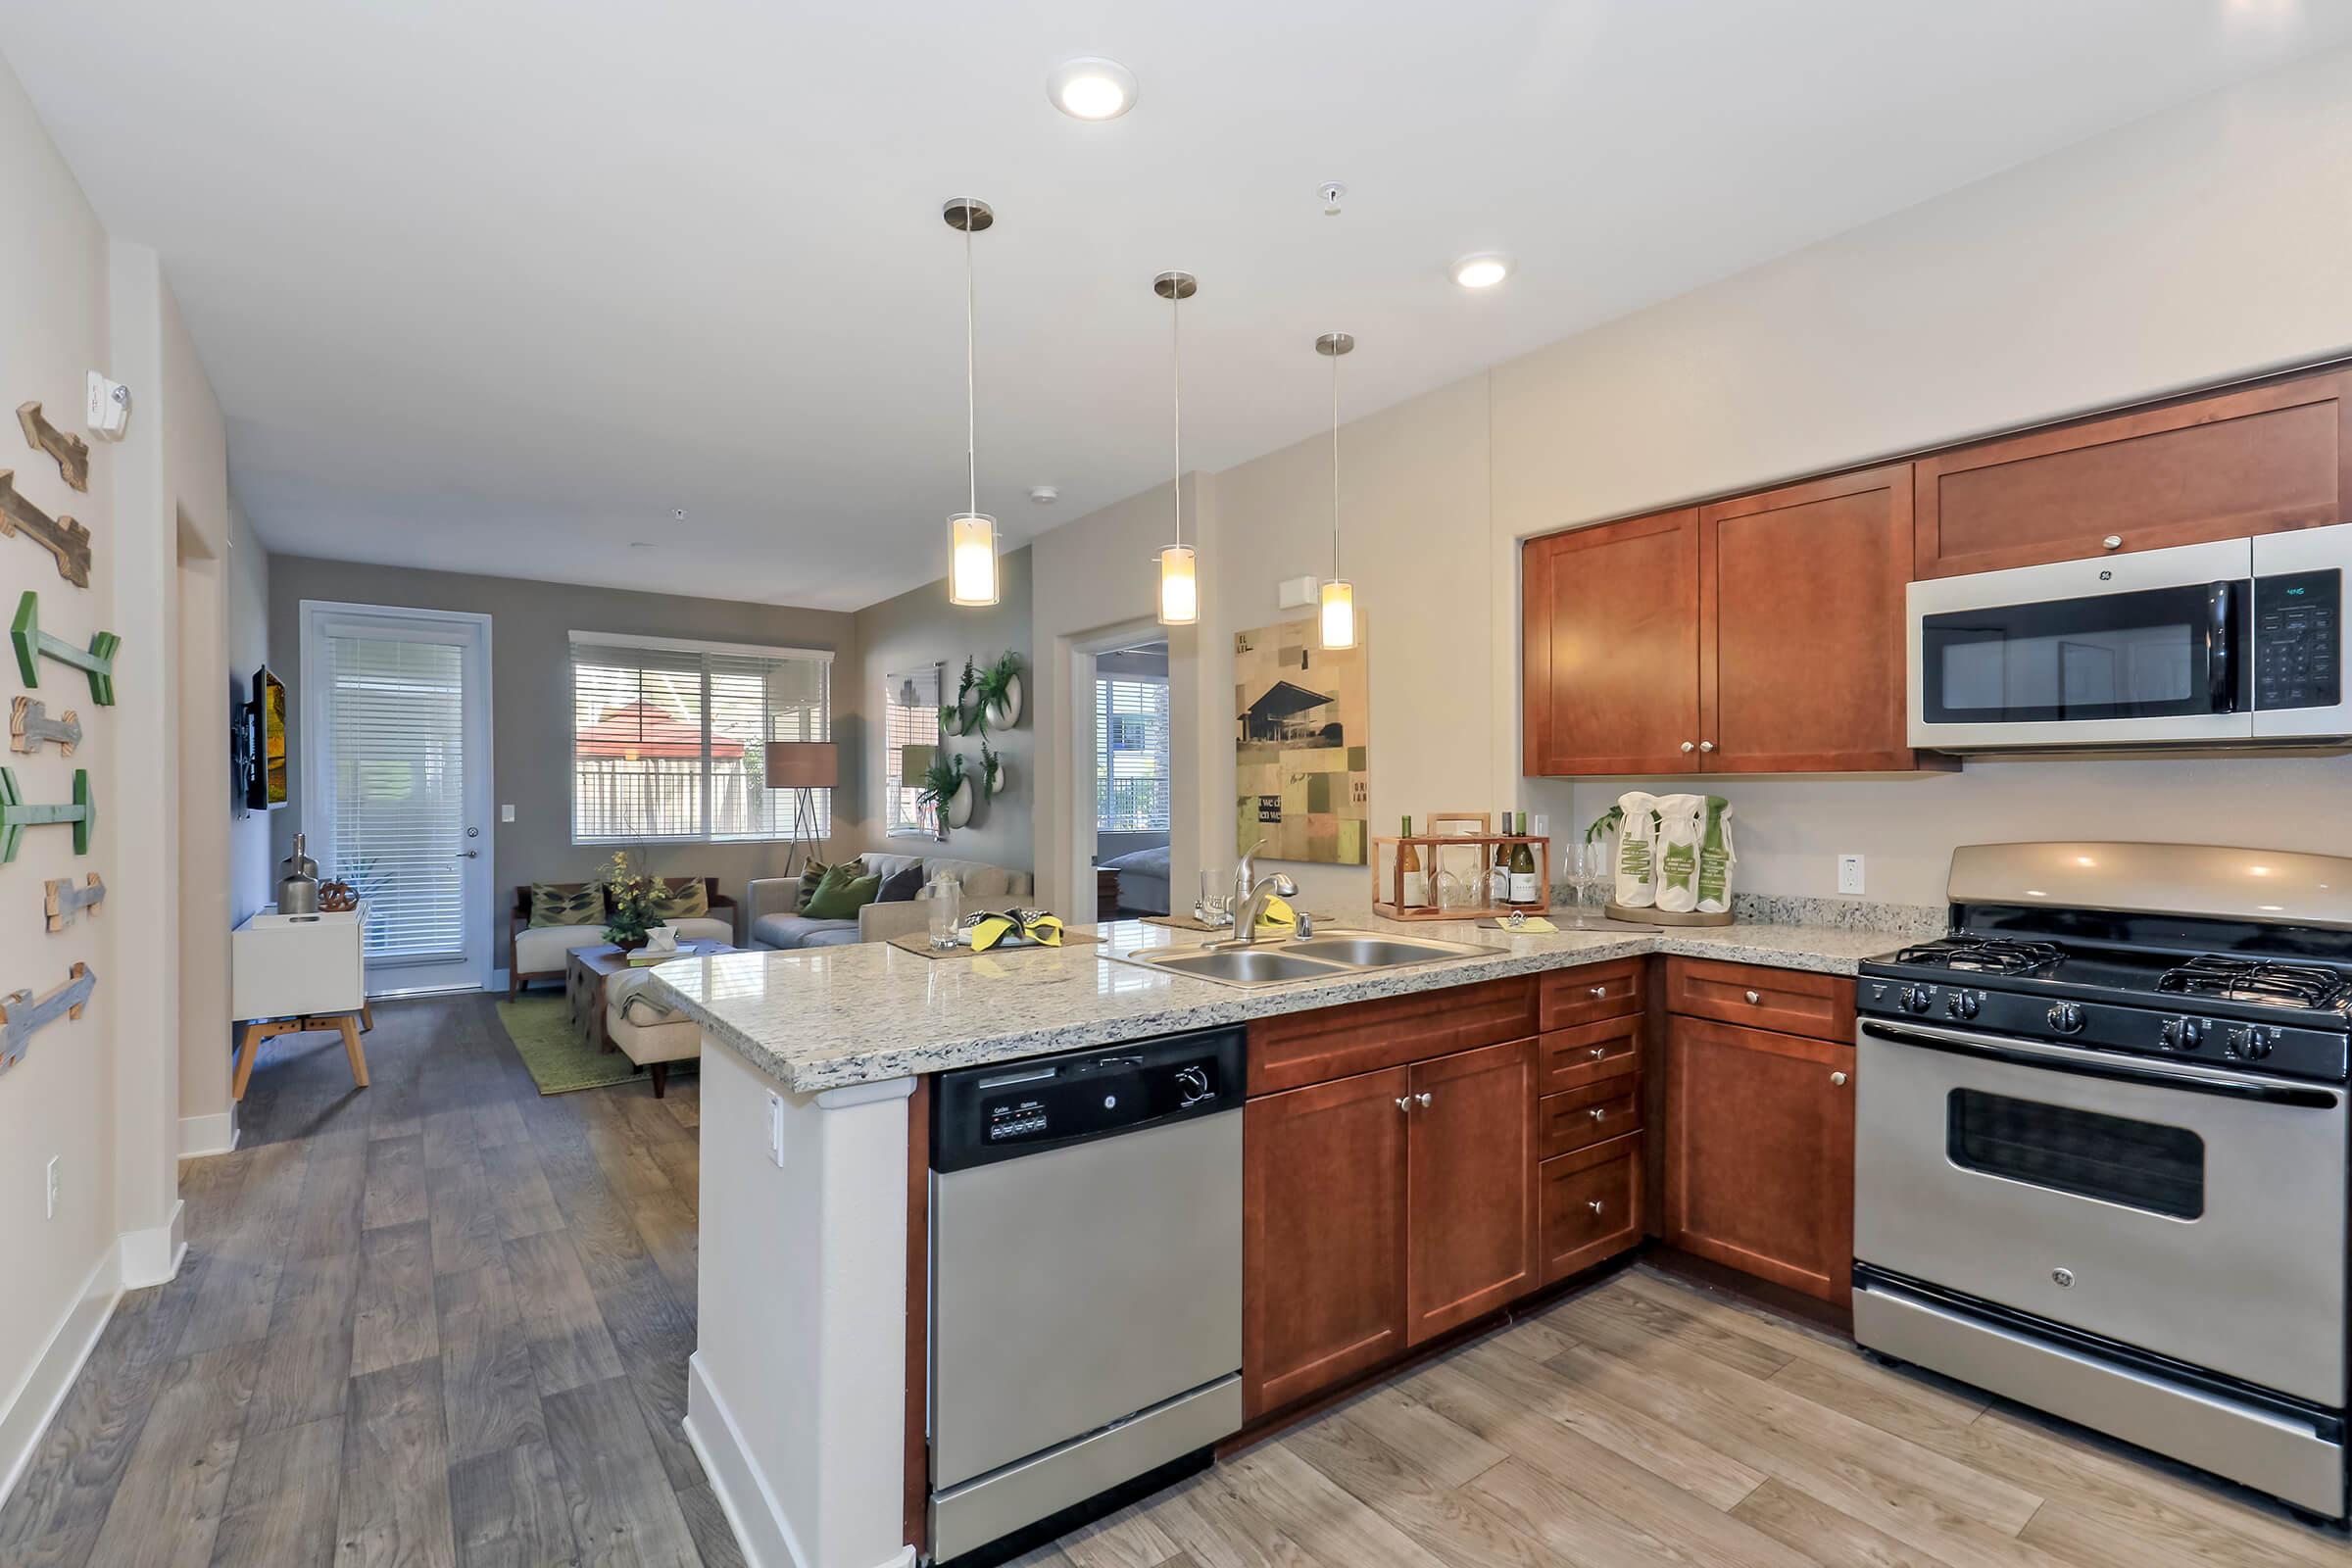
[1294,910,1315,940]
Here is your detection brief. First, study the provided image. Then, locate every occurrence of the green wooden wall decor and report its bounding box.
[12,592,118,706]
[0,471,93,587]
[0,767,92,861]
[16,401,90,492]
[0,961,95,1075]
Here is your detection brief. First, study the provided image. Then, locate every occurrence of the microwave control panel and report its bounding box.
[2254,569,2340,710]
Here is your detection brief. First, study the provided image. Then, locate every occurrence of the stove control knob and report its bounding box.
[2047,1002,2085,1035]
[1902,985,1936,1015]
[2159,1017,2204,1052]
[2235,1026,2278,1061]
[1943,989,1981,1021]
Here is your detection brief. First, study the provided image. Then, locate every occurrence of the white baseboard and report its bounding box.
[0,1246,122,1516]
[685,1351,916,1568]
[119,1199,187,1291]
[179,1109,239,1158]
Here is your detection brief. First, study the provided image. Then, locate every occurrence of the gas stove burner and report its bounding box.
[2155,956,2352,1010]
[1892,937,2064,976]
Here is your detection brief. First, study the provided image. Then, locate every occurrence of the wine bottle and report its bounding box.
[1508,810,1539,905]
[1398,814,1428,907]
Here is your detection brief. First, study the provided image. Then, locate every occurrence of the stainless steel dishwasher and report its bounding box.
[928,1027,1244,1564]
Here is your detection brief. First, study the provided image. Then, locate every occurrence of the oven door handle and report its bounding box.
[1860,1020,2343,1108]
[2206,580,2235,714]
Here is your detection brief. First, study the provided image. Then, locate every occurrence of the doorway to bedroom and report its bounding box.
[1090,640,1172,920]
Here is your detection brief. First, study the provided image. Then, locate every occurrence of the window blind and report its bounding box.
[571,636,832,844]
[1096,675,1171,831]
[328,634,466,960]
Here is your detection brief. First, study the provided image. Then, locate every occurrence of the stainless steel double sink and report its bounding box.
[1106,930,1498,988]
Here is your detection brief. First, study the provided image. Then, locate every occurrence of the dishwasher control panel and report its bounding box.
[933,1026,1246,1172]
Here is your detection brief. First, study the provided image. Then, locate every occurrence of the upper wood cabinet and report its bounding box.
[1522,507,1700,776]
[1914,368,2352,578]
[1701,464,1933,773]
[1523,466,1940,775]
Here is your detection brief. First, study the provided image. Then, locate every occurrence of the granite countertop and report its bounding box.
[644,911,1926,1094]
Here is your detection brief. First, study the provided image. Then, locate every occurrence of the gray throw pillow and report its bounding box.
[877,861,925,903]
[794,858,832,913]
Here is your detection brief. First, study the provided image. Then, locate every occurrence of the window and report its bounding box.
[1096,674,1171,831]
[326,631,466,962]
[570,632,831,843]
[885,665,944,839]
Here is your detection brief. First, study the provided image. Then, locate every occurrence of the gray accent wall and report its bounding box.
[850,545,1034,876]
[268,556,860,960]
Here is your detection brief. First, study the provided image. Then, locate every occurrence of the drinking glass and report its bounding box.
[1563,841,1606,929]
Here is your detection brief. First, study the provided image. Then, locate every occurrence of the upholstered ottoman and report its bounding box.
[604,964,709,1097]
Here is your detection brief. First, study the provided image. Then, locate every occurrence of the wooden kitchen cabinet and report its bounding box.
[1700,465,1940,773]
[1663,1013,1854,1305]
[1914,368,2352,578]
[1522,507,1701,775]
[1540,1133,1643,1285]
[1405,1040,1535,1345]
[1243,1064,1411,1416]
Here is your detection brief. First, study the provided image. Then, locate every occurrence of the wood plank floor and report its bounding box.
[0,991,740,1568]
[9,993,2348,1567]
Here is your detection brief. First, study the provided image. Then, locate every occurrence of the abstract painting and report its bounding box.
[1235,615,1368,865]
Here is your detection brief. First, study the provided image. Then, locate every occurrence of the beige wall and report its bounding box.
[849,546,1034,874]
[1038,43,2352,917]
[267,556,859,961]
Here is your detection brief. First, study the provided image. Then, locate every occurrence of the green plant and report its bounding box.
[973,651,1021,718]
[980,738,1004,800]
[939,656,983,736]
[915,751,967,811]
[600,851,669,947]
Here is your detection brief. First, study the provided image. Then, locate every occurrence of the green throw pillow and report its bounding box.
[794,858,834,913]
[805,867,881,921]
[529,882,603,928]
[649,879,709,920]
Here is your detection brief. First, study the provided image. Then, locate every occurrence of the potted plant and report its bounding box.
[940,656,982,737]
[974,651,1023,730]
[980,737,1007,801]
[601,851,669,950]
[916,751,973,831]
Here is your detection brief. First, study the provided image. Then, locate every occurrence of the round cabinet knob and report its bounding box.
[1416,1092,1434,1108]
[2047,1002,2085,1035]
[1588,1199,1605,1214]
[1698,741,1716,753]
[2102,535,2124,551]
[1744,989,1761,1004]
[1589,1046,1608,1059]
[1588,985,1607,999]
[1831,1070,1848,1087]
[1680,741,1696,754]
[1590,1106,1607,1121]
[1396,1096,1413,1112]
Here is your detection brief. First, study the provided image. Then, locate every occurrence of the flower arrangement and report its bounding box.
[600,851,670,950]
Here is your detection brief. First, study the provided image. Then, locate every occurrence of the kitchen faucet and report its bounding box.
[1227,842,1298,947]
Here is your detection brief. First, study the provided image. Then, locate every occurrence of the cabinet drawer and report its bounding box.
[1250,977,1537,1096]
[1539,1078,1641,1160]
[1665,958,1854,1043]
[1539,1015,1641,1095]
[1539,959,1645,1032]
[1539,1133,1643,1285]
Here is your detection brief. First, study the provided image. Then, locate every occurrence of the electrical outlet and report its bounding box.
[766,1092,785,1167]
[1838,855,1866,896]
[45,1155,60,1219]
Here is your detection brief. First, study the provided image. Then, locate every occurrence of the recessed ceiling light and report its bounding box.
[1049,58,1136,121]
[1452,254,1510,289]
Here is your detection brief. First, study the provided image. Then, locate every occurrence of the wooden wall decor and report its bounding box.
[45,872,105,931]
[10,696,79,757]
[11,592,118,706]
[0,961,95,1075]
[16,401,89,492]
[0,472,92,588]
[0,767,93,861]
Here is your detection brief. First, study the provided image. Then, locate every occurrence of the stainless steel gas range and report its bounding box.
[1853,842,2352,1519]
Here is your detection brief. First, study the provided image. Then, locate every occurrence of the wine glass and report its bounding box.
[1563,841,1606,930]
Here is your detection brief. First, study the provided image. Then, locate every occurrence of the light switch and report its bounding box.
[500,804,516,823]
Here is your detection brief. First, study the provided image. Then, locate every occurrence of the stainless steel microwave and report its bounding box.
[1906,522,2351,751]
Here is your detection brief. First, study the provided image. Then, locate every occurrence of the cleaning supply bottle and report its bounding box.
[1613,792,1660,907]
[1696,796,1737,915]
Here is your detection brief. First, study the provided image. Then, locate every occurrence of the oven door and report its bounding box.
[1907,536,2254,749]
[1856,1017,2347,1405]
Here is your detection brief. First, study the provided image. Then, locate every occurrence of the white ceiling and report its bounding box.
[7,2,2347,611]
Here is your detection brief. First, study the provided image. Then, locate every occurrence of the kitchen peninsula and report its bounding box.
[648,909,1919,1568]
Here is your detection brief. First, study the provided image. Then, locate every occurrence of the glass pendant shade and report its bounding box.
[949,513,1000,606]
[1156,545,1198,626]
[1319,578,1356,650]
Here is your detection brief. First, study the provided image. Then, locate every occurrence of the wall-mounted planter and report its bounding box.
[946,776,975,829]
[985,672,1022,730]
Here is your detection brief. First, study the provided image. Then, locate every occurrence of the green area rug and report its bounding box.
[495,995,694,1096]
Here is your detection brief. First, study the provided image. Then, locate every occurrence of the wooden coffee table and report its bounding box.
[565,941,732,1053]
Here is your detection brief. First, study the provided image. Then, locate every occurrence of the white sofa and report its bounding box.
[747,852,1033,950]
[507,877,737,999]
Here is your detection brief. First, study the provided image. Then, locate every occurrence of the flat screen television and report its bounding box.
[247,665,287,811]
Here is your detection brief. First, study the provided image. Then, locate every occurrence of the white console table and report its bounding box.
[230,901,372,1100]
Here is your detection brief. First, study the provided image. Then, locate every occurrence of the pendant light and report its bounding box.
[1315,331,1356,649]
[944,198,1000,607]
[1153,270,1199,626]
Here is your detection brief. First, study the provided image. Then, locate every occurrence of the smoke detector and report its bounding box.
[1029,485,1059,506]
